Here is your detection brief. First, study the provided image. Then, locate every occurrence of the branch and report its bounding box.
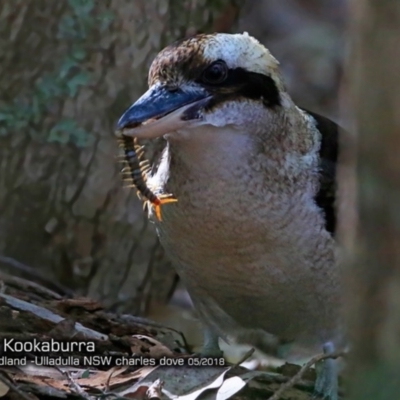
[56,367,94,400]
[268,350,346,400]
[0,255,73,296]
[0,293,107,341]
[0,373,32,400]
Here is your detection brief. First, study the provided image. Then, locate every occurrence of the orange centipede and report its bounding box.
[117,134,177,221]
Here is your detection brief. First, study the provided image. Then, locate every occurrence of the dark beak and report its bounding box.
[116,84,210,139]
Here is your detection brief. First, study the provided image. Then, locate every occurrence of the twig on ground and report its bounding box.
[268,350,346,400]
[0,255,73,296]
[0,293,108,340]
[233,348,255,367]
[56,367,93,400]
[120,314,189,353]
[146,378,164,400]
[0,271,62,300]
[0,372,32,400]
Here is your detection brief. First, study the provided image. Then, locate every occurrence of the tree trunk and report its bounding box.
[0,0,239,314]
[346,1,400,398]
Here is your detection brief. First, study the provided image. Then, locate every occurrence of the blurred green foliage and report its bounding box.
[0,0,114,147]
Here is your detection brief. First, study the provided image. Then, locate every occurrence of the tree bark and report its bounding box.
[346,1,400,398]
[0,0,240,313]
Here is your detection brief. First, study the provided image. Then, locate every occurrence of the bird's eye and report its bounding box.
[202,61,228,84]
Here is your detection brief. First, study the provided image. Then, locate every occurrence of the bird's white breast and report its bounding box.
[149,123,342,357]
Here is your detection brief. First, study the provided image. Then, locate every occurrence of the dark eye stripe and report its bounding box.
[197,67,281,108]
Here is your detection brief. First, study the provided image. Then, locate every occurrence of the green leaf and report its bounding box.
[98,11,114,31]
[81,370,90,379]
[35,75,65,100]
[0,112,11,122]
[60,57,78,79]
[48,119,92,147]
[54,119,76,132]
[57,15,77,40]
[48,129,70,144]
[31,97,42,123]
[71,125,91,147]
[67,71,90,97]
[0,127,8,136]
[71,46,87,61]
[68,0,94,15]
[48,119,75,144]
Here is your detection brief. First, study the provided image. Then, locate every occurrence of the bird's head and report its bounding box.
[116,32,291,142]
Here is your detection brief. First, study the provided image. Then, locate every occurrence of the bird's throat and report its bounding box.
[165,125,257,181]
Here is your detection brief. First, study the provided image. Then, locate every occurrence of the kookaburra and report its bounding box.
[116,33,343,400]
